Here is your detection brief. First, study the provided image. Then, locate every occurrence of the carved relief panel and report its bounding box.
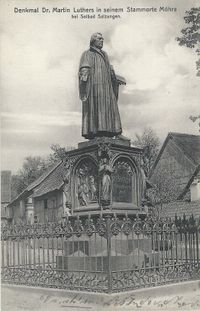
[74,159,98,208]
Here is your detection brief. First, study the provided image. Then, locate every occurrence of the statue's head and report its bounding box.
[102,157,109,165]
[90,33,104,49]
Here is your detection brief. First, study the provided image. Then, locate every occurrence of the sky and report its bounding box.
[1,0,200,173]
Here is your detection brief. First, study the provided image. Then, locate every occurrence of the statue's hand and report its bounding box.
[80,67,90,82]
[79,66,91,101]
[116,74,126,85]
[110,66,126,85]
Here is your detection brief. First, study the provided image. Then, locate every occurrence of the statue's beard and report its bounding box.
[91,44,103,50]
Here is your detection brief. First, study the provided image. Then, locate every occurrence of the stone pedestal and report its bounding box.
[63,137,145,216]
[56,235,158,271]
[57,137,148,272]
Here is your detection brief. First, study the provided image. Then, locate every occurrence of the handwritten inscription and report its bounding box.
[39,293,200,308]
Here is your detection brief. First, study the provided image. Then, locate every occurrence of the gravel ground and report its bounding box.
[1,284,200,311]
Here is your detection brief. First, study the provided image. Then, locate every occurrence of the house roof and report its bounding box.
[150,132,200,177]
[26,161,62,192]
[1,171,11,203]
[8,161,63,206]
[171,132,200,166]
[33,161,65,198]
[159,200,200,219]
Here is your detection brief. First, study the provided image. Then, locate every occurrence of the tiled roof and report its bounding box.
[26,161,62,191]
[9,161,62,205]
[149,132,200,179]
[159,200,200,219]
[33,162,65,197]
[170,132,200,166]
[1,171,11,203]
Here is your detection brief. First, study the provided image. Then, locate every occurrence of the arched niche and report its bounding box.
[112,157,138,205]
[73,158,98,208]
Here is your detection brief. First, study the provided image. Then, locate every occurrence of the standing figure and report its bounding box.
[89,175,97,201]
[99,158,113,206]
[79,33,126,139]
[77,168,89,206]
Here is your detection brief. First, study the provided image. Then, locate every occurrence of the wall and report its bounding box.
[12,200,26,223]
[190,179,200,201]
[10,190,64,223]
[159,200,200,219]
[34,191,64,223]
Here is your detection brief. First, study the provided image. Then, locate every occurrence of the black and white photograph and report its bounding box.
[1,0,200,310]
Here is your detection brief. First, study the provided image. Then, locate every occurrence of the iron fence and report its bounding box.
[1,214,200,292]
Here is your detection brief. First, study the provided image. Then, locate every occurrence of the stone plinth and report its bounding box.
[56,252,159,272]
[56,234,159,272]
[63,235,151,257]
[63,137,144,216]
[78,136,131,149]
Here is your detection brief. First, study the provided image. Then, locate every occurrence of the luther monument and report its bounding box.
[79,32,126,140]
[60,32,146,215]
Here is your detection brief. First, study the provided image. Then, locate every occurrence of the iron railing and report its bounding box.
[1,214,200,292]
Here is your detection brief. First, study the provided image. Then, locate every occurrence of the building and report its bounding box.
[1,171,12,224]
[149,132,200,202]
[149,132,200,218]
[8,161,67,224]
[159,200,200,219]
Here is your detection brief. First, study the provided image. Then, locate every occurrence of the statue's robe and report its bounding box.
[79,46,122,139]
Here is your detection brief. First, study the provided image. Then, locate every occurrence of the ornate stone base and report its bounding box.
[63,137,144,216]
[78,136,131,149]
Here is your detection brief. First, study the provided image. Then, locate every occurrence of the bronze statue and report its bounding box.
[79,33,126,140]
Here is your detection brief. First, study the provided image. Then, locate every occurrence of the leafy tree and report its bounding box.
[46,144,75,167]
[11,145,74,199]
[20,156,47,185]
[11,156,47,198]
[132,128,160,176]
[177,7,200,76]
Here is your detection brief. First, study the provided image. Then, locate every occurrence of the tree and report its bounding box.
[20,156,47,184]
[177,7,200,76]
[11,144,74,199]
[11,156,47,199]
[46,144,75,167]
[132,128,160,176]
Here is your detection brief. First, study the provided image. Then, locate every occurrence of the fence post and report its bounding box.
[105,215,112,293]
